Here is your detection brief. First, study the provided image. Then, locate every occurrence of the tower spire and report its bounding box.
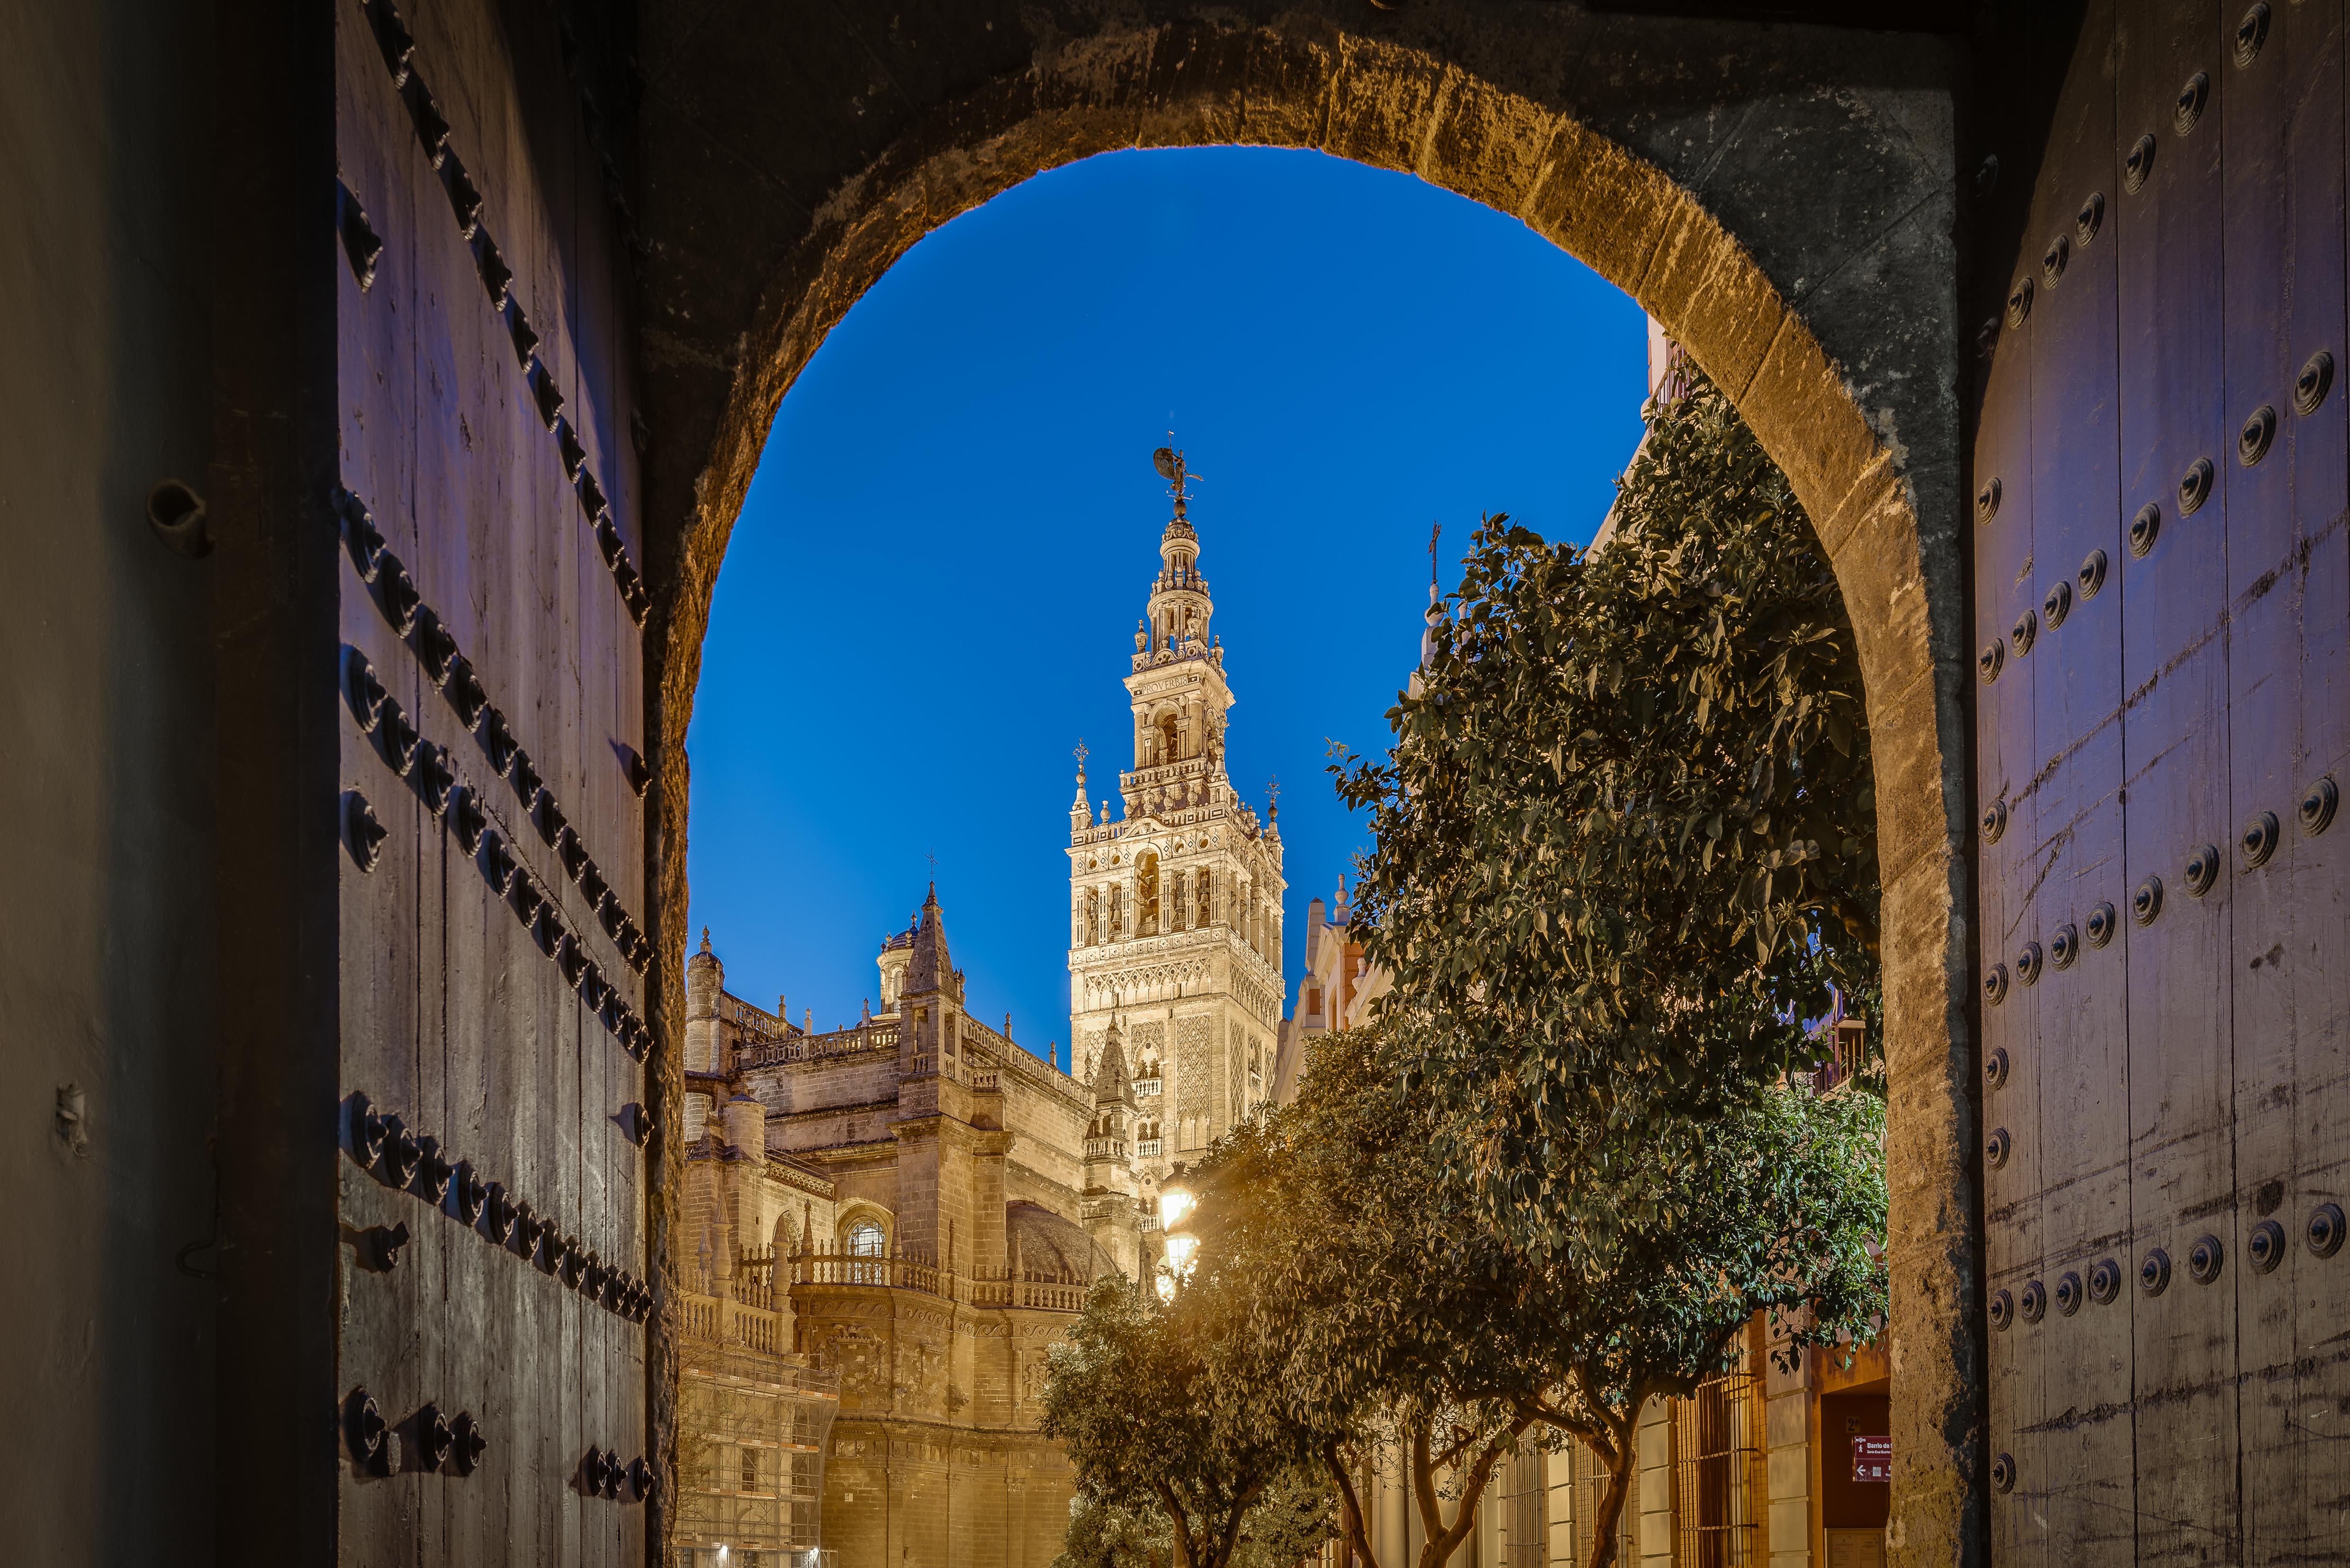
[1068,438,1286,1167]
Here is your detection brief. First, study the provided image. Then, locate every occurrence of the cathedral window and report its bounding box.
[1108,886,1122,936]
[1137,853,1160,935]
[1172,870,1189,931]
[847,1220,885,1257]
[1159,713,1179,762]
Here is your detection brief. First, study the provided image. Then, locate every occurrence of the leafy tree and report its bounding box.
[1052,1470,1337,1568]
[1196,1027,1887,1568]
[1336,371,1879,1259]
[1196,1027,1573,1568]
[1531,1081,1889,1567]
[1043,1276,1325,1568]
[1054,1494,1170,1568]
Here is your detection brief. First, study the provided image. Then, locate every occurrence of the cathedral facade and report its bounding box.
[668,448,1286,1566]
[1067,452,1288,1193]
[679,895,1150,1568]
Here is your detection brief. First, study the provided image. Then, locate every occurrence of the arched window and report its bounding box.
[1171,869,1189,931]
[847,1221,885,1256]
[1159,713,1179,761]
[1137,853,1160,935]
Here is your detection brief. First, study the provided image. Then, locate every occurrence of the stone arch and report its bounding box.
[835,1202,893,1256]
[643,12,1972,1556]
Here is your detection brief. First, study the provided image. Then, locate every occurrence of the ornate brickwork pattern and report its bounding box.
[1177,1017,1212,1118]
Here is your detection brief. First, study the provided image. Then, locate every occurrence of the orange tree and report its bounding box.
[1042,1271,1329,1568]
[1193,1024,1886,1568]
[1335,371,1879,1261]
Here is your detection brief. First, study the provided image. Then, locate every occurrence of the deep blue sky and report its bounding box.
[686,147,1644,1068]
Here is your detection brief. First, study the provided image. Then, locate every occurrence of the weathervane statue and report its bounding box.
[1152,439,1197,521]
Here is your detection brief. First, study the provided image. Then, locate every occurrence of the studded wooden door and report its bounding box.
[1976,1,2350,1563]
[215,1,655,1562]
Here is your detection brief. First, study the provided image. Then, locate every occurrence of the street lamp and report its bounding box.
[1158,1176,1196,1233]
[1156,1173,1199,1302]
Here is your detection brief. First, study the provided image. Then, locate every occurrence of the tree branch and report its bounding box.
[1323,1439,1384,1568]
[1153,1478,1200,1568]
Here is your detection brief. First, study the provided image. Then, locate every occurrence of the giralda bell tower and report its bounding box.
[1066,444,1287,1189]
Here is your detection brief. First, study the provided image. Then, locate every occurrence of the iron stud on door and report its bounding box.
[2079,548,2109,597]
[2240,812,2280,869]
[2295,349,2334,414]
[2308,1203,2346,1259]
[2249,1220,2287,1272]
[2043,578,2072,628]
[2299,776,2338,835]
[2183,843,2222,898]
[2178,457,2215,515]
[2239,405,2277,466]
[2235,4,2270,69]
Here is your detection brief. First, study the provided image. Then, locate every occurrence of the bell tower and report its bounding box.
[1066,444,1287,1191]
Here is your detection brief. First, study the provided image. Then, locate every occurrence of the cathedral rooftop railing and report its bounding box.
[736,1020,897,1070]
[789,1244,1088,1314]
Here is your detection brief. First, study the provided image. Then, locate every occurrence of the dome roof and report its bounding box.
[1006,1200,1113,1282]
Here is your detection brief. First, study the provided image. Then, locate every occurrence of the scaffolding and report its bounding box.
[674,1309,841,1568]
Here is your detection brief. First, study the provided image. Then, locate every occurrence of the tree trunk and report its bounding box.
[1155,1481,1200,1568]
[1410,1413,1531,1568]
[1323,1441,1383,1568]
[1584,1447,1637,1568]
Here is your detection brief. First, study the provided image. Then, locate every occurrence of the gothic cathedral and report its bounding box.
[1067,449,1286,1180]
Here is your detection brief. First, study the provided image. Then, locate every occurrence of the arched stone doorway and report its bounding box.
[637,12,1974,1565]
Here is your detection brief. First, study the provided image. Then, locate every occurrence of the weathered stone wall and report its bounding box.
[0,2,220,1561]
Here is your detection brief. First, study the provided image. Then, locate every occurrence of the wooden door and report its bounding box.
[216,2,652,1562]
[1976,2,2350,1562]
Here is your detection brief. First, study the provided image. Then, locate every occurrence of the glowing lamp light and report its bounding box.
[1162,1228,1200,1275]
[1158,1178,1196,1233]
